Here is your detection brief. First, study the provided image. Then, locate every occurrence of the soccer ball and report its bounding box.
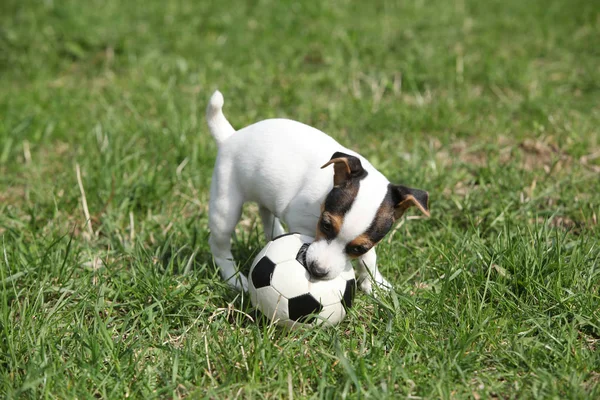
[248,233,356,328]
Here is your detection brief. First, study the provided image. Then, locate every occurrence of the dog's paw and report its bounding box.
[359,276,393,296]
[376,276,393,292]
[359,278,373,294]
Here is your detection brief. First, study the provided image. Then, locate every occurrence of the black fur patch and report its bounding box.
[391,185,429,212]
[329,152,368,180]
[323,183,359,216]
[320,178,361,241]
[364,185,396,244]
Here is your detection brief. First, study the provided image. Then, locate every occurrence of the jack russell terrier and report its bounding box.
[206,90,429,293]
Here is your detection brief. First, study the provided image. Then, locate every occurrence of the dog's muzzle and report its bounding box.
[296,243,328,278]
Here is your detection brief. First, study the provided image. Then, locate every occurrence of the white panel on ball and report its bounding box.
[339,264,355,281]
[271,260,311,299]
[249,281,258,305]
[263,235,303,264]
[297,234,313,244]
[319,303,347,326]
[255,286,289,322]
[309,278,346,306]
[252,242,273,265]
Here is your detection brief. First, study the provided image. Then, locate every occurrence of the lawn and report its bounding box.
[1,0,599,398]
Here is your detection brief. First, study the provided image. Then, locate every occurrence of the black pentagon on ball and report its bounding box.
[288,293,323,322]
[251,256,276,289]
[342,279,356,309]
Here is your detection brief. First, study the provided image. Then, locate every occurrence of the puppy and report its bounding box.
[206,91,429,293]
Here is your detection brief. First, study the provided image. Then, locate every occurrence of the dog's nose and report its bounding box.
[308,262,328,278]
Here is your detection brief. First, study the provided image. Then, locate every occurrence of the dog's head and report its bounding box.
[304,152,429,279]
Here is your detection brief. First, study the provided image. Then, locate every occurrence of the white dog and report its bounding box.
[206,91,429,293]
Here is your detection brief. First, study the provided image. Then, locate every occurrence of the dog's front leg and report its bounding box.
[259,206,286,241]
[357,248,392,294]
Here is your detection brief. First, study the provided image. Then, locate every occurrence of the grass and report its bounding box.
[1,0,599,398]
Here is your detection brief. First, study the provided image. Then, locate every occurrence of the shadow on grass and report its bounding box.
[154,227,263,272]
[151,228,266,305]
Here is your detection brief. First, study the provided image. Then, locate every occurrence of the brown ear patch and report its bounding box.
[321,157,351,186]
[391,185,430,219]
[321,152,367,186]
[394,194,431,219]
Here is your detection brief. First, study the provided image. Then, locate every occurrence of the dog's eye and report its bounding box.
[346,245,368,256]
[321,219,333,233]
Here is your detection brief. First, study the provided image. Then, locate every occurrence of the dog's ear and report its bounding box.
[391,185,430,219]
[321,152,367,186]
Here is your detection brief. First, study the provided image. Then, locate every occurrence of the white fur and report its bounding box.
[303,172,392,281]
[207,90,392,293]
[339,173,389,240]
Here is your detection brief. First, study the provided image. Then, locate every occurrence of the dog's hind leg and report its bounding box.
[259,206,286,241]
[208,175,248,291]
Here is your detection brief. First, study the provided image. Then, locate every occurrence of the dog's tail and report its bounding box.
[206,90,235,145]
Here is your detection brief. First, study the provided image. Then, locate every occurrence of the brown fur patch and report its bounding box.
[321,152,368,187]
[394,194,431,219]
[321,157,352,186]
[347,234,374,248]
[363,193,396,245]
[328,213,344,232]
[345,234,375,258]
[316,212,344,238]
[315,229,325,240]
